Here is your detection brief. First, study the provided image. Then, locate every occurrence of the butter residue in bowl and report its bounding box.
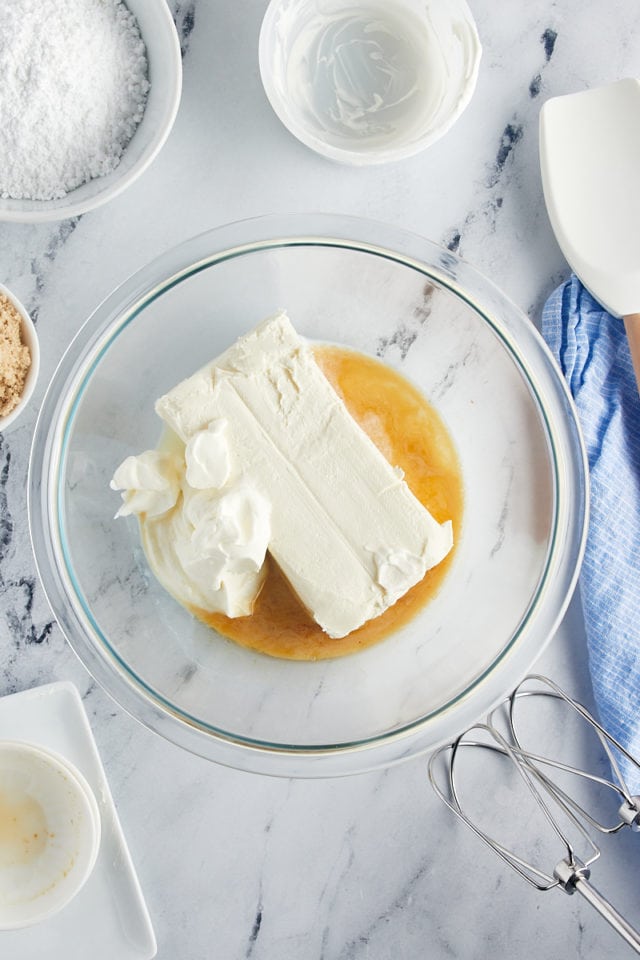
[0,293,31,419]
[260,0,482,163]
[285,4,440,144]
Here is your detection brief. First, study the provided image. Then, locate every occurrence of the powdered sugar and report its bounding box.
[0,0,150,201]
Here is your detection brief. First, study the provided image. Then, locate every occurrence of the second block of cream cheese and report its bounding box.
[156,312,453,638]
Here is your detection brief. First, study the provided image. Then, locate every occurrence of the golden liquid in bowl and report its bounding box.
[195,346,463,660]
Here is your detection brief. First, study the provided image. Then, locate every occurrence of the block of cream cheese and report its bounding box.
[154,312,453,638]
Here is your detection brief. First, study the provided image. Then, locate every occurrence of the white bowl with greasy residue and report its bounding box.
[259,0,482,164]
[28,214,588,778]
[0,741,101,930]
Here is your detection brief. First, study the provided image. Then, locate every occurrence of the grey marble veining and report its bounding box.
[1,1,640,958]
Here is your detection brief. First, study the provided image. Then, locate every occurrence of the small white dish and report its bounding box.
[0,0,182,223]
[0,741,100,930]
[0,283,40,431]
[0,682,156,960]
[259,0,482,164]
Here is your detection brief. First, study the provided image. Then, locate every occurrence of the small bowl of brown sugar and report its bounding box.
[0,284,39,430]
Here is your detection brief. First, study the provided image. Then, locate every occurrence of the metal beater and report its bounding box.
[428,674,640,953]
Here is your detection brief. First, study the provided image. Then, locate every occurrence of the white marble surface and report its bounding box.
[1,1,639,957]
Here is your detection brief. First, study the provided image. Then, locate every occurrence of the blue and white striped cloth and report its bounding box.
[542,275,640,793]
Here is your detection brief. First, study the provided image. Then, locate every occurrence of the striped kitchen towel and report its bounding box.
[542,275,640,793]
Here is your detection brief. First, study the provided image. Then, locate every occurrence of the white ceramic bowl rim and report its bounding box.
[28,214,588,777]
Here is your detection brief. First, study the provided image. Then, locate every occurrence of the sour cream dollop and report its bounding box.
[110,423,272,618]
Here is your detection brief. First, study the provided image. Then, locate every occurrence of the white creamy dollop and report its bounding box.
[373,539,451,597]
[185,419,231,489]
[110,450,180,519]
[111,426,272,618]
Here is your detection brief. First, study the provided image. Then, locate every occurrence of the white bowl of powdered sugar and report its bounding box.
[0,0,182,222]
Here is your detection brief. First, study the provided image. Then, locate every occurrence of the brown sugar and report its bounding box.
[0,293,31,418]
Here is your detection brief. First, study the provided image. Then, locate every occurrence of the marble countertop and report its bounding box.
[1,1,639,957]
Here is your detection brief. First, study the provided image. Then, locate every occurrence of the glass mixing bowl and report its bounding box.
[29,215,588,777]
